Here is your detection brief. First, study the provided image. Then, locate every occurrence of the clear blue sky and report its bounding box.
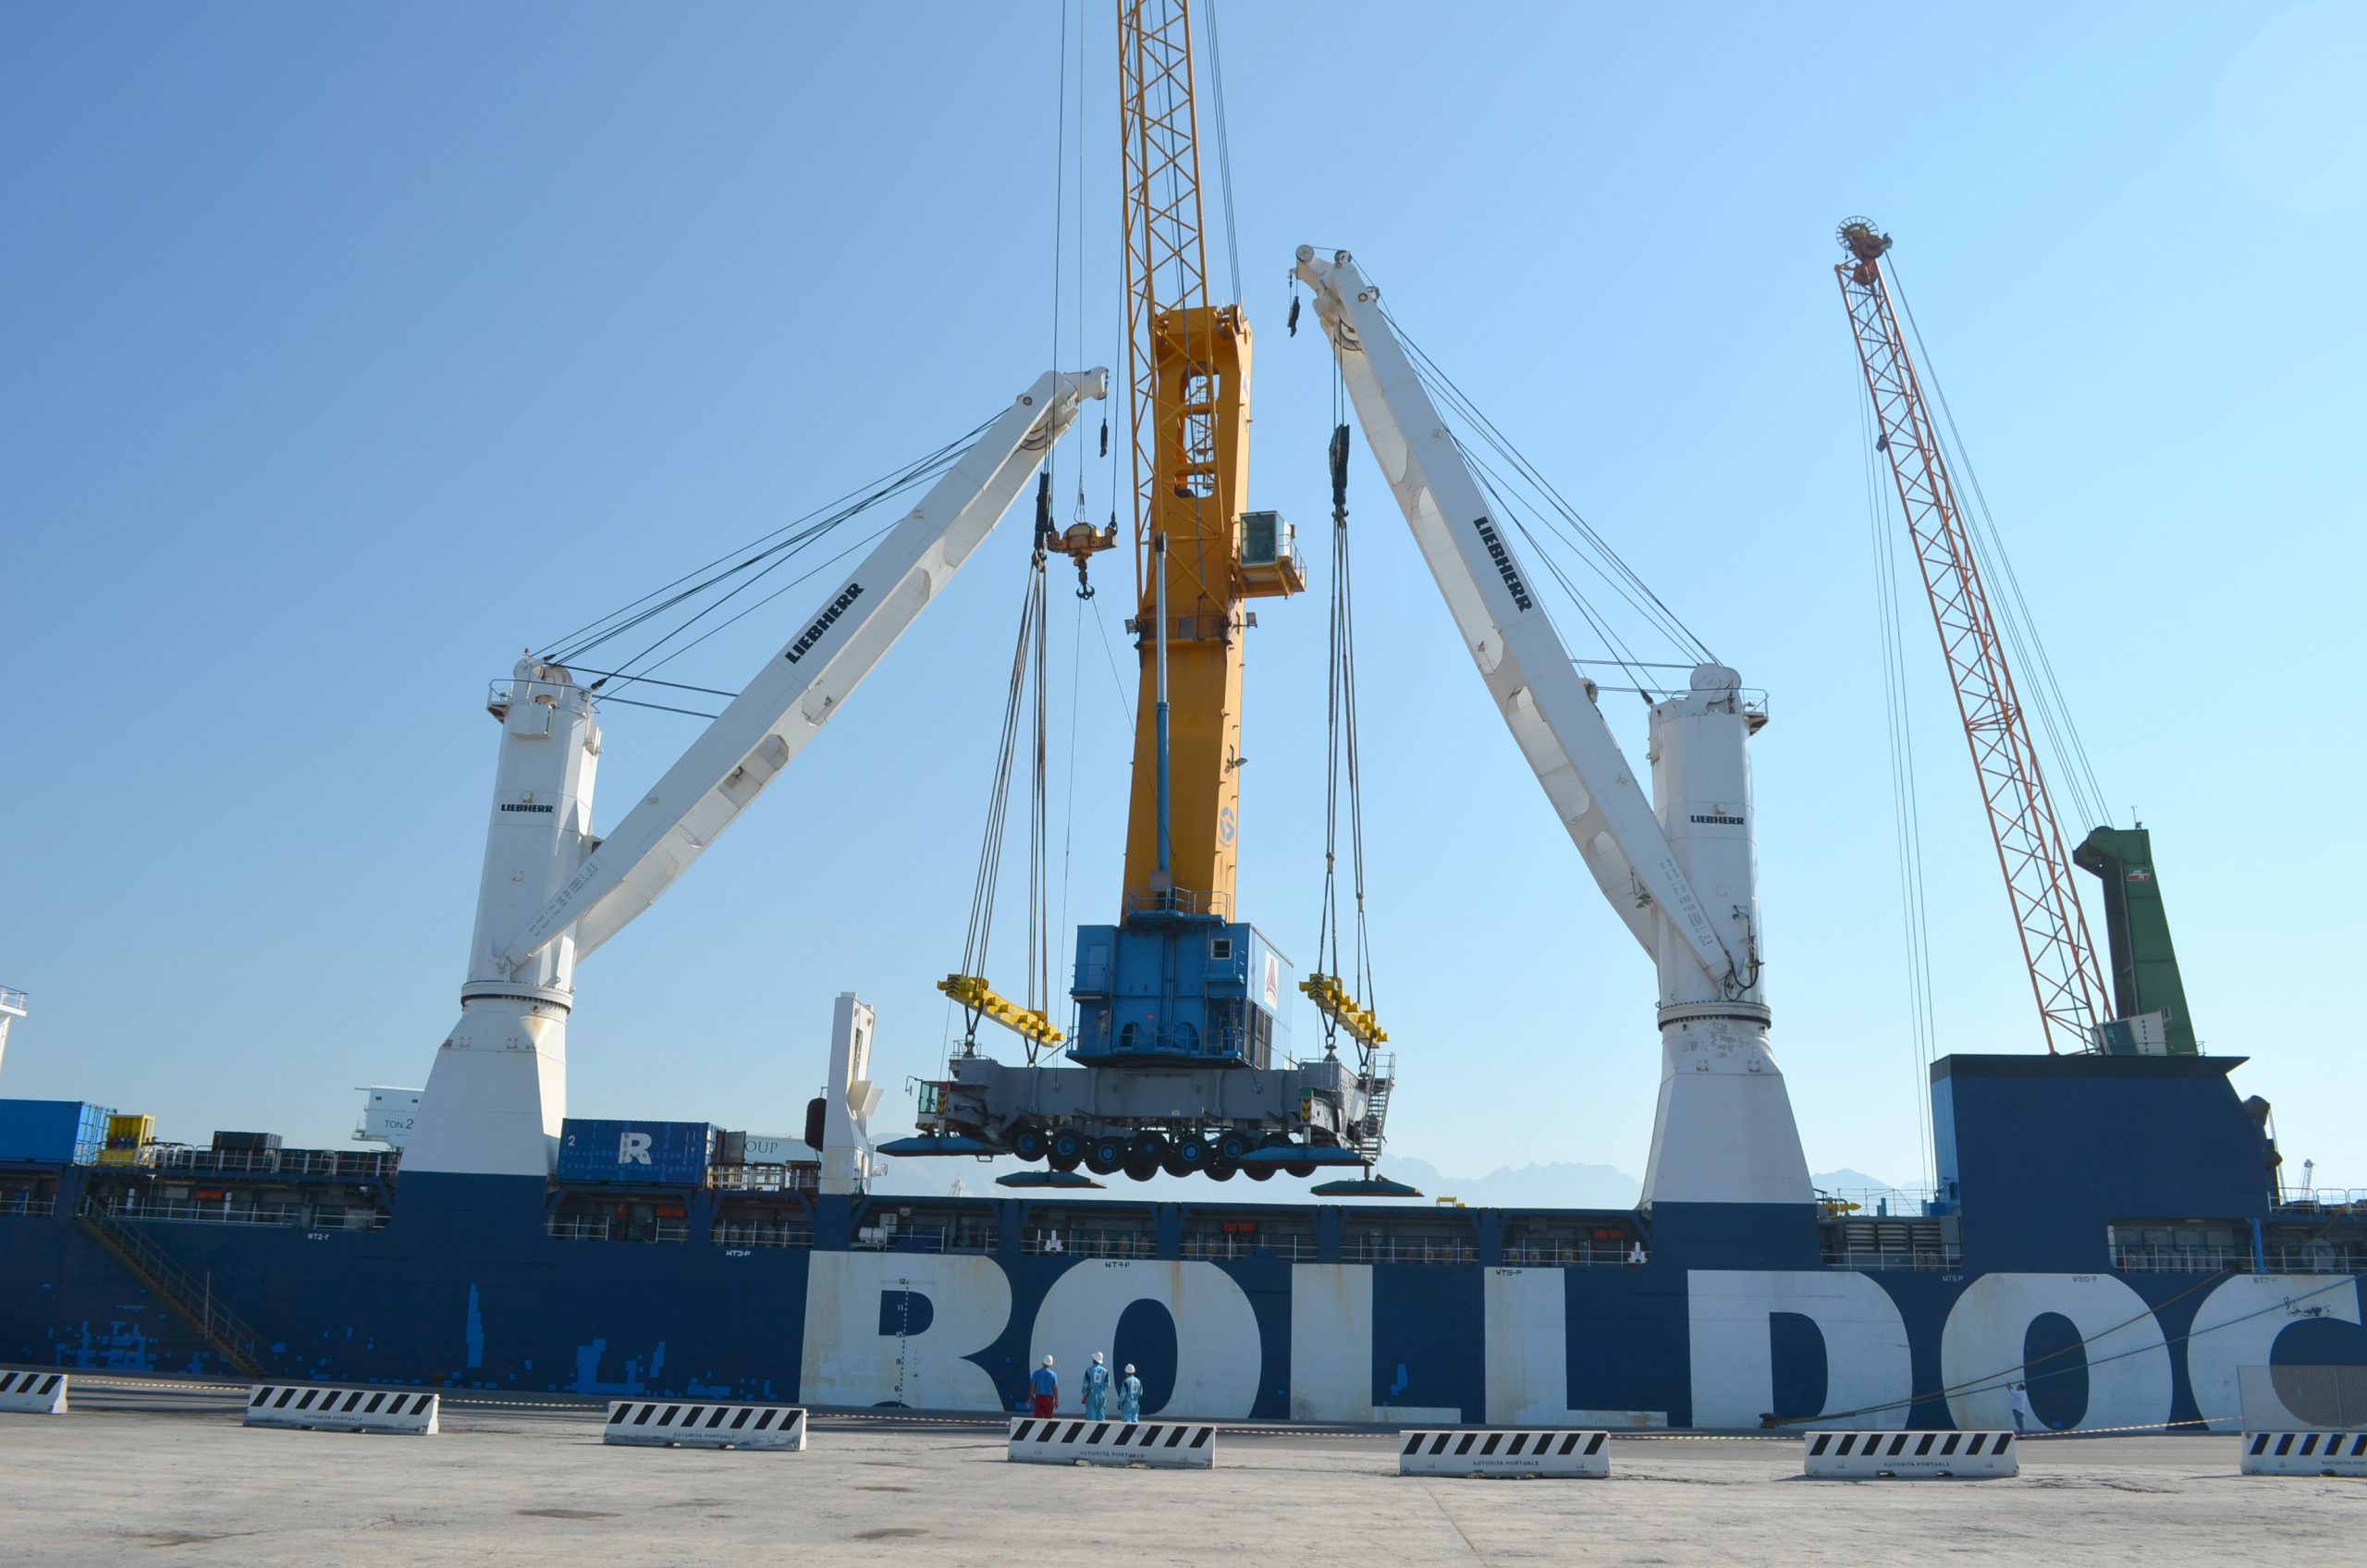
[5,3,2361,1194]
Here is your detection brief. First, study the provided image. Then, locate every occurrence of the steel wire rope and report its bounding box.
[957,549,1054,1063]
[536,418,990,668]
[1312,378,1379,1074]
[1402,338,1706,678]
[1863,366,1943,1189]
[1453,436,1660,694]
[587,518,901,702]
[1376,300,1715,666]
[1202,0,1243,306]
[1885,256,2113,835]
[582,447,971,689]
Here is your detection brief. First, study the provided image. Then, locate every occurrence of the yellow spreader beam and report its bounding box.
[938,974,1065,1047]
[1300,973,1387,1050]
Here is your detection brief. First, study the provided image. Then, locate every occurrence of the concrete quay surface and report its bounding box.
[1,1376,2361,1565]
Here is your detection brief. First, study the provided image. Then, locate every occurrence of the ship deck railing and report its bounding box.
[713,1223,816,1249]
[152,1146,399,1181]
[0,1194,58,1218]
[545,1216,689,1243]
[2114,1247,2367,1274]
[1821,1248,1965,1271]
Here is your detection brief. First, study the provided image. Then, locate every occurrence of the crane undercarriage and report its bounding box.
[900,1052,1391,1182]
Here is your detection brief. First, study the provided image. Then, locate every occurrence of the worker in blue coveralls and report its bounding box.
[1030,1355,1059,1417]
[1119,1363,1143,1422]
[1083,1351,1111,1418]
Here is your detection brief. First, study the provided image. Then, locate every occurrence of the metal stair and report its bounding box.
[76,1198,269,1378]
[1353,1055,1394,1158]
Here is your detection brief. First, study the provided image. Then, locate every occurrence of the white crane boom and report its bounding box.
[1291,249,1734,989]
[404,366,1107,1178]
[503,367,1110,973]
[1294,248,1809,1209]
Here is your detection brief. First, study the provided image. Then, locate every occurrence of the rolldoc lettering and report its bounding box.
[786,583,865,664]
[1472,518,1533,611]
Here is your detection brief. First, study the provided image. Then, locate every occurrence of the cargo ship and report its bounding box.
[3,1039,2362,1431]
[6,9,2361,1437]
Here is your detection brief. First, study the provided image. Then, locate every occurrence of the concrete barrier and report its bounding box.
[1007,1417,1214,1468]
[244,1384,438,1435]
[0,1370,67,1415]
[604,1401,807,1451]
[1804,1429,2017,1478]
[2242,1431,2367,1476]
[1398,1428,1609,1478]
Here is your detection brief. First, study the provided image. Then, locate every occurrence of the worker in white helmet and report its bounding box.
[1119,1363,1143,1422]
[1083,1351,1111,1419]
[1030,1354,1059,1418]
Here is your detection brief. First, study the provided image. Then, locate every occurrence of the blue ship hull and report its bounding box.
[5,1053,2362,1430]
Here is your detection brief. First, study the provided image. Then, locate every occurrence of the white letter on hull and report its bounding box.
[1031,1261,1260,1419]
[1940,1273,2172,1432]
[800,1253,1011,1411]
[1687,1270,1913,1429]
[2185,1274,2364,1432]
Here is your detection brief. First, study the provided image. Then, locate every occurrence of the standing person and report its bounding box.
[1030,1355,1059,1418]
[1083,1351,1111,1419]
[1119,1364,1143,1422]
[2008,1381,2034,1434]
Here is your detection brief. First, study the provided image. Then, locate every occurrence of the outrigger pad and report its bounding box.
[875,1135,1000,1157]
[1309,1174,1422,1198]
[996,1170,1105,1190]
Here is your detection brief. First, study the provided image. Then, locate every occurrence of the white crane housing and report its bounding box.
[1293,248,1810,1209]
[403,368,1109,1178]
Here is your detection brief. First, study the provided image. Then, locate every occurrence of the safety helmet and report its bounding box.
[1093,1352,1105,1364]
[1043,1355,1054,1366]
[1124,1364,1135,1375]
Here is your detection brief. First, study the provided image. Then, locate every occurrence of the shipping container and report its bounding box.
[97,1113,154,1166]
[557,1119,714,1185]
[738,1133,803,1165]
[718,1131,802,1166]
[0,1100,114,1165]
[356,1087,423,1150]
[212,1131,283,1153]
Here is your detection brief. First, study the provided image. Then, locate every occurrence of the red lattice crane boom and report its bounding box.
[1835,218,2111,1056]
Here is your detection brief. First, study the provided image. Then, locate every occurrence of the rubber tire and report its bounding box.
[1123,1157,1160,1182]
[1244,1162,1275,1182]
[1216,1131,1253,1165]
[1130,1131,1170,1166]
[1086,1136,1127,1176]
[1010,1124,1049,1163]
[1286,1160,1318,1180]
[1049,1129,1085,1172]
[1205,1159,1237,1182]
[1165,1136,1213,1178]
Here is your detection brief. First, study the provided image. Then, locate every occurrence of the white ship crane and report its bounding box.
[403,368,1109,1177]
[1292,247,1811,1209]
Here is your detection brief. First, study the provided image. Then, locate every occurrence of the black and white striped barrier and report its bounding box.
[1398,1428,1610,1478]
[603,1400,807,1451]
[244,1385,439,1435]
[0,1370,68,1415]
[1804,1430,2017,1478]
[2242,1431,2367,1476]
[1006,1417,1215,1468]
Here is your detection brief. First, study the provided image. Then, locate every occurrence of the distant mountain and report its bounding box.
[1380,1156,1640,1210]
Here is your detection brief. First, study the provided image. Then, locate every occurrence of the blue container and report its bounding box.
[557,1119,714,1185]
[0,1100,115,1165]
